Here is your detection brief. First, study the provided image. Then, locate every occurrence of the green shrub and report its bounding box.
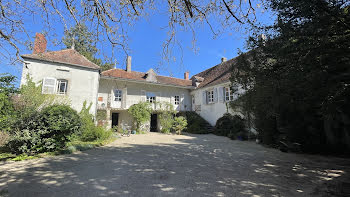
[179,111,211,134]
[173,116,187,135]
[214,113,247,140]
[6,105,81,154]
[80,126,113,142]
[7,129,57,154]
[128,102,152,132]
[78,101,113,142]
[40,105,81,145]
[158,102,176,134]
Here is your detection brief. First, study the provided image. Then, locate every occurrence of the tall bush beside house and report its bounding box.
[214,113,247,140]
[158,102,176,134]
[128,102,152,132]
[179,111,212,134]
[78,102,113,142]
[40,105,81,146]
[173,116,187,135]
[7,104,82,154]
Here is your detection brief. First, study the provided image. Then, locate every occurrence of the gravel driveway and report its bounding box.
[0,133,349,197]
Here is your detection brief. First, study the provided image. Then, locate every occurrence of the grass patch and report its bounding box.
[0,152,15,161]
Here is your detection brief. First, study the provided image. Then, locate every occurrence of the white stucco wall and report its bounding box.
[98,78,192,111]
[21,58,100,115]
[191,82,245,126]
[97,78,192,129]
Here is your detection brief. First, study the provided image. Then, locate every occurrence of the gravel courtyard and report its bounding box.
[0,133,349,197]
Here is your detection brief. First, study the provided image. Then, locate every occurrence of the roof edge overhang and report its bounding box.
[194,80,231,90]
[21,55,100,71]
[101,75,195,90]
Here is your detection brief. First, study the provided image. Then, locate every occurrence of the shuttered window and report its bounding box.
[207,90,214,103]
[42,77,56,94]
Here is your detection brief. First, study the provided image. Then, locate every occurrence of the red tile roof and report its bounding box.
[21,49,100,70]
[192,57,237,88]
[102,69,193,88]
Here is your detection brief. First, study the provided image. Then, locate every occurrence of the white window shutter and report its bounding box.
[219,87,225,103]
[42,77,56,94]
[181,94,185,110]
[122,87,127,108]
[202,91,207,105]
[141,90,146,102]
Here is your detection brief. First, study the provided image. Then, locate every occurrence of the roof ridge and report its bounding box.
[156,75,190,81]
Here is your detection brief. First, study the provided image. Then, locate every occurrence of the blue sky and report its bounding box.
[0,2,275,86]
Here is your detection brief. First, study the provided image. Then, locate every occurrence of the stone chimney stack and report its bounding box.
[33,33,47,54]
[184,71,189,80]
[126,56,132,72]
[221,57,227,63]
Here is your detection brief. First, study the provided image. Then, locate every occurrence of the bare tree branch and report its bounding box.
[222,0,243,24]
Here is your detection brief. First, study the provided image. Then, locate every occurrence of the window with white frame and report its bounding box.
[207,90,214,103]
[174,95,180,105]
[225,87,234,101]
[114,89,122,101]
[57,79,68,95]
[146,92,156,103]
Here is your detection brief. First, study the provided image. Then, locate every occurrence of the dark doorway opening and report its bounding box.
[112,113,119,128]
[150,114,158,132]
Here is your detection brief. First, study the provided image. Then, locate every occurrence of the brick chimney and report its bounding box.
[184,71,189,80]
[126,56,132,72]
[33,33,47,54]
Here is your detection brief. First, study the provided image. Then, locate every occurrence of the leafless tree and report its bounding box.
[0,0,263,63]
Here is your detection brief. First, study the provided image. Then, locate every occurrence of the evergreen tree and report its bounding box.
[232,0,350,153]
[63,24,114,71]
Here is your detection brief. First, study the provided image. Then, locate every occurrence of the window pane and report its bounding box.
[57,80,67,94]
[114,90,122,101]
[175,95,179,105]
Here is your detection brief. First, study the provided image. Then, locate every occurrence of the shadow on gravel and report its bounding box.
[0,134,349,197]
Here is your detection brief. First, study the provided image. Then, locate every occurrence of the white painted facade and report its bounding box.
[20,58,100,115]
[20,51,246,131]
[191,82,245,126]
[97,77,192,130]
